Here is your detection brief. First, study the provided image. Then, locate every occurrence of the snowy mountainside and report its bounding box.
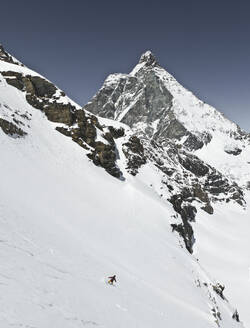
[85,50,250,187]
[0,45,249,327]
[83,50,250,326]
[82,49,248,258]
[0,121,242,327]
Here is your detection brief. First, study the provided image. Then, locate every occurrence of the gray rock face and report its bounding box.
[82,50,248,252]
[83,51,209,151]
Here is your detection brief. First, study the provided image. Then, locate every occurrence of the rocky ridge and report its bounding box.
[82,50,248,252]
[0,44,248,327]
[0,45,247,253]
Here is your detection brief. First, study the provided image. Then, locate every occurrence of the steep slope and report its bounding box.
[194,193,250,326]
[0,45,248,327]
[83,50,250,326]
[85,51,250,188]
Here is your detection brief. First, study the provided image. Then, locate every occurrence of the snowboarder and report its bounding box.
[108,275,117,285]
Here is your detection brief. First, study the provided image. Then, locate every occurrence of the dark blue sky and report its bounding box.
[1,0,249,131]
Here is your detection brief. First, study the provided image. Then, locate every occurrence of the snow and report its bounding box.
[103,73,129,88]
[130,62,146,76]
[115,91,143,122]
[152,66,238,135]
[129,59,250,187]
[196,134,250,187]
[194,194,250,326]
[0,60,243,327]
[0,60,81,110]
[0,111,236,328]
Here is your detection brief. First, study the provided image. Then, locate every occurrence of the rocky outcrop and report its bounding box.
[28,76,57,97]
[108,126,125,139]
[138,137,245,251]
[224,147,242,156]
[0,45,23,66]
[212,283,225,300]
[232,310,240,322]
[178,153,209,177]
[55,110,123,178]
[201,204,214,215]
[44,103,74,125]
[123,136,147,175]
[87,142,121,178]
[0,118,27,137]
[170,193,196,253]
[2,71,60,111]
[1,69,123,178]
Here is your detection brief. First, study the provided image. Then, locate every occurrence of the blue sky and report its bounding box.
[1,0,249,131]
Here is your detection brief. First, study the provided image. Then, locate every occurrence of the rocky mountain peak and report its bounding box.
[138,50,158,66]
[83,50,250,189]
[0,44,8,61]
[0,43,23,66]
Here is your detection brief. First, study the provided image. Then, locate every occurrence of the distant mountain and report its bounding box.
[0,44,249,328]
[84,50,250,187]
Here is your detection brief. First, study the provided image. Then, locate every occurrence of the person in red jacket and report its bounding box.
[108,275,117,285]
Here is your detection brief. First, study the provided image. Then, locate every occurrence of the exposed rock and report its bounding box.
[108,126,125,139]
[28,76,57,97]
[0,118,27,137]
[212,283,225,300]
[1,71,24,90]
[88,142,122,178]
[164,119,187,140]
[179,153,209,177]
[2,72,61,115]
[82,63,174,144]
[2,72,56,98]
[44,103,74,126]
[139,50,158,66]
[0,44,23,66]
[224,147,242,156]
[232,310,240,322]
[54,108,122,178]
[211,307,222,324]
[123,136,147,176]
[2,68,123,178]
[201,204,214,215]
[171,221,194,254]
[55,126,72,137]
[170,194,196,253]
[193,184,209,203]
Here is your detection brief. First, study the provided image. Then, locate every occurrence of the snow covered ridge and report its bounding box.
[0,44,246,253]
[84,50,250,187]
[1,45,250,327]
[80,50,250,258]
[0,45,247,245]
[0,44,24,66]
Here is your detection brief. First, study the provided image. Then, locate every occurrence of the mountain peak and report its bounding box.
[139,50,158,66]
[0,43,23,66]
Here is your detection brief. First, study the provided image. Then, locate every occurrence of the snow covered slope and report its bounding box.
[0,45,249,327]
[0,110,242,327]
[83,50,250,326]
[194,193,250,326]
